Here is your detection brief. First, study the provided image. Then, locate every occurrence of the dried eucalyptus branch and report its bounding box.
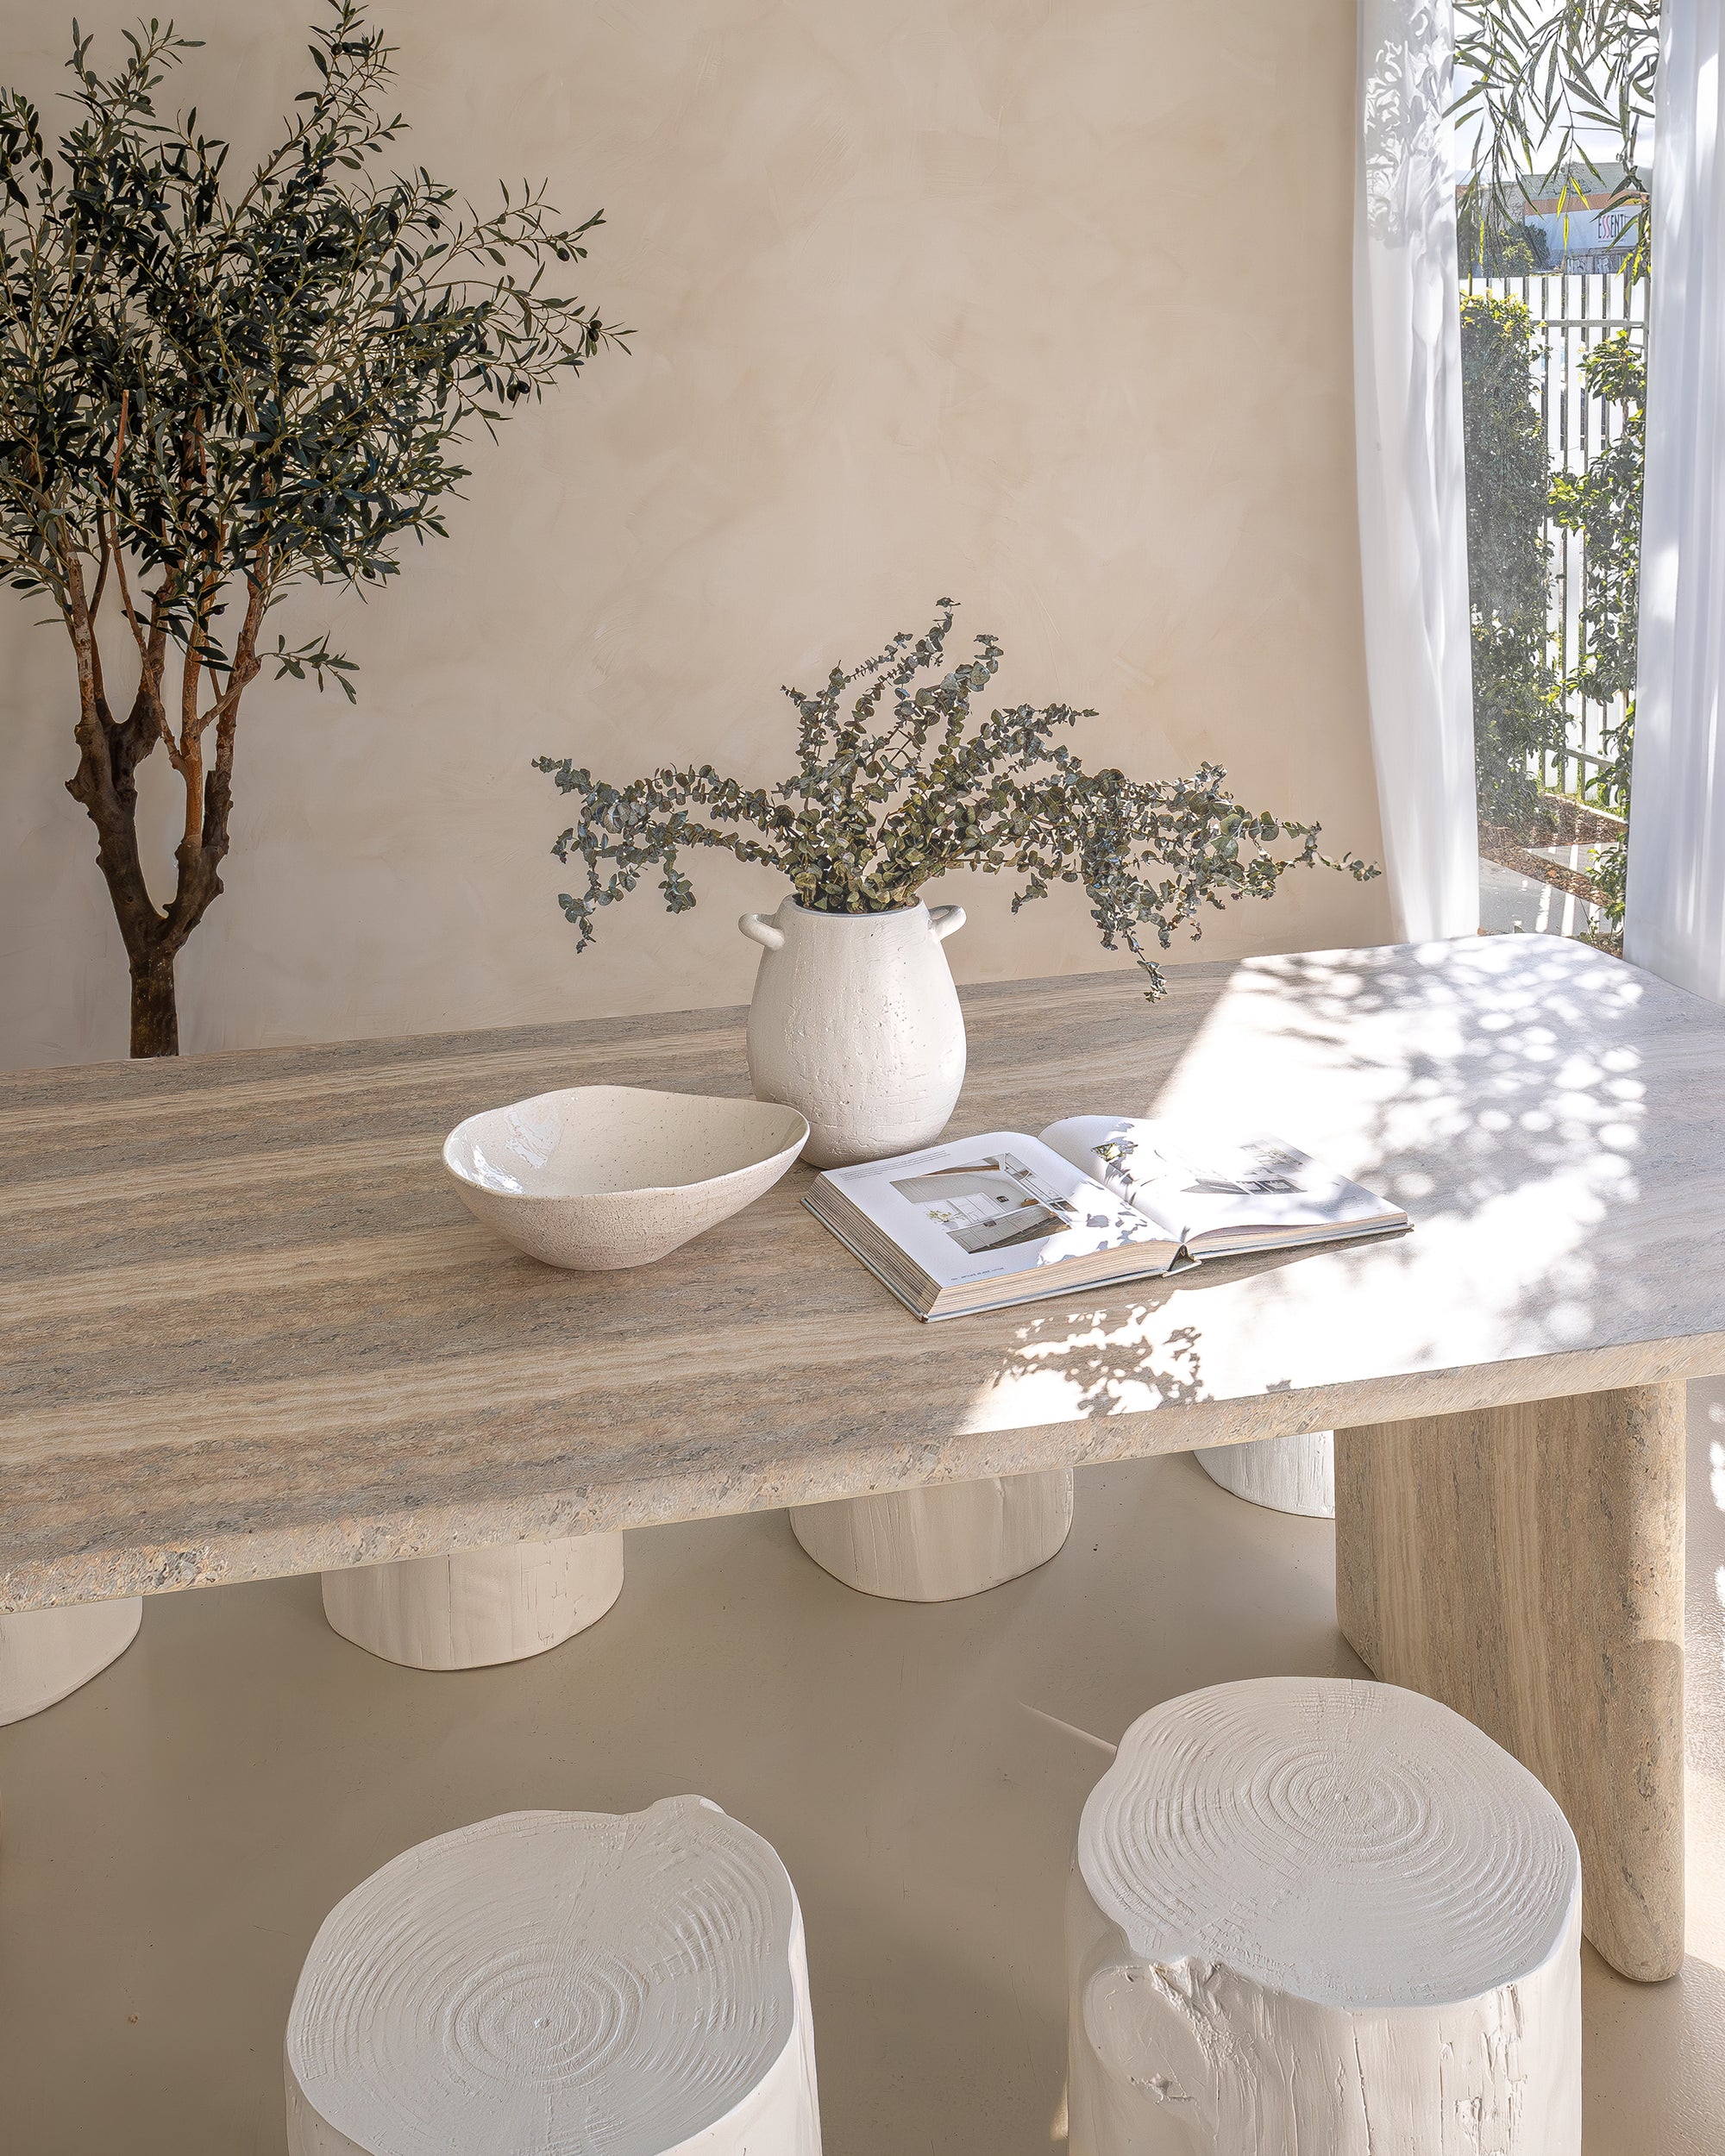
[536,604,1377,999]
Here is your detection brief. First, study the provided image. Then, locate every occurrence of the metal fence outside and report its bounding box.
[1461,271,1646,798]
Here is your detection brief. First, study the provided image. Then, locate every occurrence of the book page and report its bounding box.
[819,1131,1180,1289]
[1037,1116,1407,1251]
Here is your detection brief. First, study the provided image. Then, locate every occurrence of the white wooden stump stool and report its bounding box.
[1194,1431,1334,1516]
[0,1598,142,1726]
[1068,1677,1581,2156]
[790,1468,1072,1601]
[321,1534,624,1670]
[285,1798,821,2156]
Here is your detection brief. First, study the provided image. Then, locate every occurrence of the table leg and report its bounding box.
[790,1470,1073,1601]
[0,1598,143,1726]
[321,1535,624,1670]
[1195,1431,1334,1516]
[1334,1384,1684,1982]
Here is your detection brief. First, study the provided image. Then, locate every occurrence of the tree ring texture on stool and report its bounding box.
[285,1798,821,2156]
[1068,1676,1582,2155]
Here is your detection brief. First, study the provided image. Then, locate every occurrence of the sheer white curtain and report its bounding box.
[1623,3,1725,999]
[1225,0,1480,1526]
[1354,0,1479,941]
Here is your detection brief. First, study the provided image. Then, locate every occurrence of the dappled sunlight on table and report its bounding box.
[953,937,1697,1445]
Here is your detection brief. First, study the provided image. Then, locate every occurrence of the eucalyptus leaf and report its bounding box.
[536,604,1377,1000]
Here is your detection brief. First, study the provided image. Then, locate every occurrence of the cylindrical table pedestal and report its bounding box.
[0,1598,143,1726]
[321,1535,624,1670]
[790,1469,1072,1601]
[1195,1431,1334,1516]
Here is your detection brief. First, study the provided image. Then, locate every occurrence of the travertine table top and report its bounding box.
[4,935,1722,1610]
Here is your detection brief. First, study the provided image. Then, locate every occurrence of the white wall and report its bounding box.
[0,0,1389,1068]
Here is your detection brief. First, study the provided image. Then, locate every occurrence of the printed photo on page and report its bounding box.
[1037,1116,1408,1257]
[827,1132,1178,1289]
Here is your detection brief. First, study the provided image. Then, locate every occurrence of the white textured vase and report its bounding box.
[739,897,967,1168]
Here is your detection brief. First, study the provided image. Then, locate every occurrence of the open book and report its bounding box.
[804,1115,1408,1321]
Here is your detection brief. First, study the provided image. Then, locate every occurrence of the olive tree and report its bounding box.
[0,5,621,1053]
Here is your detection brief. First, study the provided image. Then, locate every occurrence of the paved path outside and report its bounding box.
[1480,854,1603,937]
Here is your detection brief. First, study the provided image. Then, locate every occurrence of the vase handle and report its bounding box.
[928,904,966,943]
[738,912,786,951]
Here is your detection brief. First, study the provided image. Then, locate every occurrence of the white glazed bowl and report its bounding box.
[443,1085,810,1271]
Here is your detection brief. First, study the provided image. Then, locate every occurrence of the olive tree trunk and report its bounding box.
[62,556,255,1059]
[66,703,232,1061]
[129,950,180,1057]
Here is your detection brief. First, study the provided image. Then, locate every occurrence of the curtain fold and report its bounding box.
[1622,3,1725,1000]
[1354,0,1479,942]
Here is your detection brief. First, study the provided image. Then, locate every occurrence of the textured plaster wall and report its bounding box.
[0,0,1389,1069]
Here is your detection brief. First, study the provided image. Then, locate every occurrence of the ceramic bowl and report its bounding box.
[443,1084,810,1271]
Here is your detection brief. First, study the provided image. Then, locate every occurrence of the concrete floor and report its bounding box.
[3,1391,1724,2153]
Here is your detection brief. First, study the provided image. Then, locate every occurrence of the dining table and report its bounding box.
[3,931,1718,1983]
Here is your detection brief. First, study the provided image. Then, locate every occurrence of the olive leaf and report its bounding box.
[1,3,623,1052]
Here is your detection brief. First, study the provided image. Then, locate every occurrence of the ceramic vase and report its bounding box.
[738,896,966,1166]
